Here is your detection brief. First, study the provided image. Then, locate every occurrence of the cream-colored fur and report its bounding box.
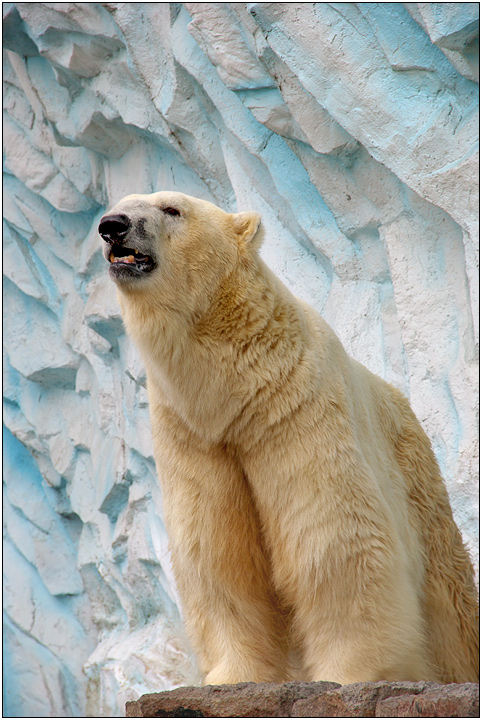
[100,191,479,685]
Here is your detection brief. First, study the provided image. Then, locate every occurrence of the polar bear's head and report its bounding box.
[98,191,262,310]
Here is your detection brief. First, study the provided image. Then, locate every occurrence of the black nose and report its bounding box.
[98,213,130,243]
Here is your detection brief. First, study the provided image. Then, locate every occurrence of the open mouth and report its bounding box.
[108,245,156,276]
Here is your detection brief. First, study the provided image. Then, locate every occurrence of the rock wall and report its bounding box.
[2,2,479,717]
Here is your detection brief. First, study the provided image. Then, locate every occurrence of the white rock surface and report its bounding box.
[2,3,479,717]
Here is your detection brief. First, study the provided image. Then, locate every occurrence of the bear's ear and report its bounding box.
[231,211,263,250]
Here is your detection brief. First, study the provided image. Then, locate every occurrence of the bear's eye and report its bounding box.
[162,206,181,216]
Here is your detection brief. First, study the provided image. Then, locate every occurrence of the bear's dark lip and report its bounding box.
[106,243,156,278]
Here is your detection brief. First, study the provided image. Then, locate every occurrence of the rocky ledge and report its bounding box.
[125,680,479,718]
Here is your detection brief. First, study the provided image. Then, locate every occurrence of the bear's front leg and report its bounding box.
[150,402,292,685]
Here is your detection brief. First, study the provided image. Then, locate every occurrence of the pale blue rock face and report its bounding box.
[2,3,479,717]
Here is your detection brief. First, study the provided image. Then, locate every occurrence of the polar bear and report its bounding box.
[99,191,478,686]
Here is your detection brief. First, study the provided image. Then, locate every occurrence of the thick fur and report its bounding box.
[100,191,479,685]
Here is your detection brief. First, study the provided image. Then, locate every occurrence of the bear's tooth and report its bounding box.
[110,252,115,263]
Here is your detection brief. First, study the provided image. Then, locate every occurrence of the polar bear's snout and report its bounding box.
[99,209,157,282]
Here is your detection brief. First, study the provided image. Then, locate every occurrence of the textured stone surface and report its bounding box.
[126,681,340,718]
[375,683,480,718]
[2,3,479,717]
[126,681,480,718]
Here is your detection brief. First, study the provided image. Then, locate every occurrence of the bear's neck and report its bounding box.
[195,257,287,342]
[119,256,295,352]
[117,257,306,440]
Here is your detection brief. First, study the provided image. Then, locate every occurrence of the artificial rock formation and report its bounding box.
[2,3,479,717]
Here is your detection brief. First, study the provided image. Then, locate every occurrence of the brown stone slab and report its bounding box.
[126,681,480,718]
[125,681,340,717]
